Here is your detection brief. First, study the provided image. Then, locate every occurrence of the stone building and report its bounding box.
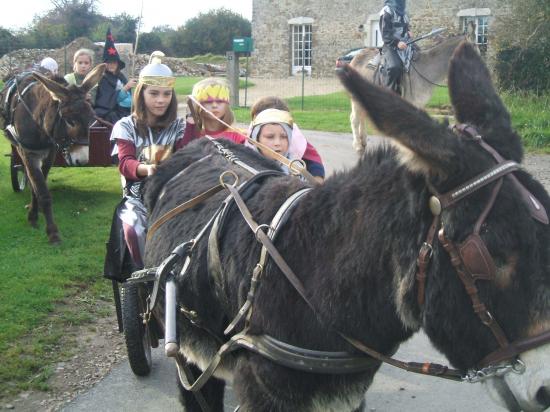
[250,0,511,77]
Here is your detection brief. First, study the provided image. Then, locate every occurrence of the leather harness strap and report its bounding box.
[221,182,466,382]
[438,229,510,348]
[147,183,225,241]
[416,215,439,306]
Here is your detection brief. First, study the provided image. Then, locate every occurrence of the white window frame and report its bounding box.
[365,13,383,47]
[288,17,313,75]
[458,8,490,51]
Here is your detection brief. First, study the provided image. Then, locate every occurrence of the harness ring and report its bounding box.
[254,224,272,241]
[289,159,306,175]
[219,170,239,188]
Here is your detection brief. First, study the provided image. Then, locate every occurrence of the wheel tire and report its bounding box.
[121,282,153,376]
[10,154,27,192]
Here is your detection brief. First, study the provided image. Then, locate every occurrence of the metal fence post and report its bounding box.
[226,51,239,107]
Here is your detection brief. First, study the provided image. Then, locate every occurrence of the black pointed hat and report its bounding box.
[103,27,125,70]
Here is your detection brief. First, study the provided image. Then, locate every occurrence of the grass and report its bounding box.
[0,135,120,396]
[501,91,550,151]
[182,53,227,65]
[234,86,548,150]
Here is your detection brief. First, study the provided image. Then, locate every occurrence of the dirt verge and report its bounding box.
[1,297,125,412]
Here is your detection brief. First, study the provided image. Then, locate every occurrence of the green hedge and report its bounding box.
[495,46,550,94]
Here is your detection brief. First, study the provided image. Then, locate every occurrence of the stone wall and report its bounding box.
[251,0,511,78]
[0,37,217,80]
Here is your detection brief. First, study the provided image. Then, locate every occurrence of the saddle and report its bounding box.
[371,45,418,91]
[1,73,38,140]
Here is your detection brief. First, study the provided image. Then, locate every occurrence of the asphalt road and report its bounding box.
[63,130,508,412]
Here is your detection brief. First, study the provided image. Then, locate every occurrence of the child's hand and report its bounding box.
[147,164,157,176]
[125,78,138,91]
[186,113,195,125]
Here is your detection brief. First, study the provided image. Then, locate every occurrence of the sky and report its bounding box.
[0,0,252,32]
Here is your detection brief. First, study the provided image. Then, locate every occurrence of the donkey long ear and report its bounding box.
[32,72,69,102]
[81,63,106,93]
[449,41,511,131]
[448,41,523,162]
[338,65,459,176]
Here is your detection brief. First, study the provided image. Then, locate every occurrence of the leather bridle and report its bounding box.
[416,123,550,374]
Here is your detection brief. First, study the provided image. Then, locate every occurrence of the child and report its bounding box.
[37,57,58,77]
[182,77,246,145]
[109,51,184,268]
[250,96,325,182]
[64,48,97,102]
[94,28,137,124]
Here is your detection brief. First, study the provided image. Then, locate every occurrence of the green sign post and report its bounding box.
[232,37,254,107]
[232,37,254,53]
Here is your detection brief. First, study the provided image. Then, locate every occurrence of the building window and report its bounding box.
[291,24,312,75]
[458,8,490,53]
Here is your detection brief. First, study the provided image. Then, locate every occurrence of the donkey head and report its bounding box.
[32,64,105,145]
[338,41,550,411]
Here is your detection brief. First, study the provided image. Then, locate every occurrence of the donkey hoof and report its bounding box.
[29,220,39,229]
[353,142,366,155]
[48,233,62,244]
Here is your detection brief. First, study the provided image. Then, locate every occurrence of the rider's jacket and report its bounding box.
[379,5,410,48]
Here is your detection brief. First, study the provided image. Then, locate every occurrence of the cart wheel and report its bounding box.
[121,282,153,376]
[10,155,27,192]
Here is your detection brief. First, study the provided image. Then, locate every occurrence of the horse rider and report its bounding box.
[379,0,413,94]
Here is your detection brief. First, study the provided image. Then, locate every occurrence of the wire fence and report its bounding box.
[235,75,348,111]
[233,73,450,113]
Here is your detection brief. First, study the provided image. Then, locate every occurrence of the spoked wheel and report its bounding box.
[10,154,27,192]
[121,281,153,376]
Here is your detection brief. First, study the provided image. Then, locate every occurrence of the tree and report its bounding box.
[138,26,175,54]
[110,13,138,44]
[491,0,550,92]
[46,0,101,41]
[0,28,20,57]
[172,8,251,57]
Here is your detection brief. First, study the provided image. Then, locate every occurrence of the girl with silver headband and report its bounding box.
[109,51,185,268]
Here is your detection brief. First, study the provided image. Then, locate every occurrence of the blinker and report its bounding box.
[429,196,442,216]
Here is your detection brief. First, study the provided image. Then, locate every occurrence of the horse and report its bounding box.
[142,42,550,412]
[0,65,104,243]
[349,26,475,154]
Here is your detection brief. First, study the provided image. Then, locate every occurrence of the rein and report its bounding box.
[415,123,550,376]
[409,61,447,88]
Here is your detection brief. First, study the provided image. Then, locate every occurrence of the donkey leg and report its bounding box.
[27,190,40,228]
[232,357,309,412]
[21,149,60,243]
[350,101,366,154]
[40,149,61,243]
[177,362,225,412]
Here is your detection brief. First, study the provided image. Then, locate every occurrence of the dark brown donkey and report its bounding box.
[2,65,104,243]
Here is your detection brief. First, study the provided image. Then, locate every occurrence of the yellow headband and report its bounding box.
[192,84,230,103]
[251,108,293,127]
